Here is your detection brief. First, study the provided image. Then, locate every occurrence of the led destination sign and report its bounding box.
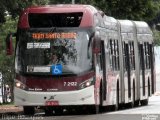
[32,32,77,39]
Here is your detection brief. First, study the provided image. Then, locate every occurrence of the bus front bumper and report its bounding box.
[14,86,95,106]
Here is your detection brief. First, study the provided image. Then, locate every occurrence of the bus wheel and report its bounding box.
[89,105,99,114]
[134,100,140,107]
[54,108,63,115]
[23,106,35,115]
[131,84,136,108]
[140,99,148,106]
[115,92,119,110]
[44,108,53,116]
[114,85,119,111]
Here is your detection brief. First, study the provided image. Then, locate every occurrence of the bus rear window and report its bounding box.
[28,13,83,28]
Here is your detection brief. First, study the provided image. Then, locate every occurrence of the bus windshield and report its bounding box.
[15,29,93,75]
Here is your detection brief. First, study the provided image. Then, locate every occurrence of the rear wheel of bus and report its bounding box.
[44,108,53,116]
[140,99,148,106]
[23,106,35,115]
[113,82,119,111]
[88,105,99,114]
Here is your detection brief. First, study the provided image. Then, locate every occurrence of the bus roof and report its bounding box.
[103,16,118,30]
[26,4,98,14]
[134,21,152,34]
[18,4,98,28]
[134,21,153,42]
[118,20,134,33]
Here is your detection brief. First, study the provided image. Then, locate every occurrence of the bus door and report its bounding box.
[123,41,131,98]
[100,41,107,101]
[149,44,155,94]
[139,43,145,96]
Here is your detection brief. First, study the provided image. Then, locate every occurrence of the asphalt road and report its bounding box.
[1,93,160,120]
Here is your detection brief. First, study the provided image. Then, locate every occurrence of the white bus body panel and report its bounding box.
[134,21,153,101]
[14,85,95,106]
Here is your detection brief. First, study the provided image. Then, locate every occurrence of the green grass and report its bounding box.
[0,102,14,106]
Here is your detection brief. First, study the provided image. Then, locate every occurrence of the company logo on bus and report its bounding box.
[32,32,77,40]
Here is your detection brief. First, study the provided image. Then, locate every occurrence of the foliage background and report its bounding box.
[0,0,160,103]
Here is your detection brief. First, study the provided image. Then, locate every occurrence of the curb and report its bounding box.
[154,92,160,96]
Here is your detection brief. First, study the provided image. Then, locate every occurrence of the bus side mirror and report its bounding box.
[6,33,15,55]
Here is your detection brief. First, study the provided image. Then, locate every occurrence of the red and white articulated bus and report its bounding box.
[6,4,156,115]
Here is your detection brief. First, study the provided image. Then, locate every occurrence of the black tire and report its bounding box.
[127,83,137,108]
[114,91,119,111]
[90,105,99,114]
[131,84,136,108]
[140,99,148,106]
[148,81,151,97]
[54,108,63,115]
[76,107,84,115]
[114,84,119,111]
[99,81,105,113]
[44,108,54,116]
[134,100,140,107]
[23,106,35,115]
[140,82,149,106]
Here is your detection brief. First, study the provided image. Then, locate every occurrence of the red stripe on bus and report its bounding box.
[16,71,95,91]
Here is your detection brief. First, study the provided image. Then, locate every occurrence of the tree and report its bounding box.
[0,17,18,103]
[153,29,160,46]
[0,0,159,23]
[0,0,49,22]
[49,0,71,4]
[0,0,6,23]
[50,0,160,22]
[94,0,159,22]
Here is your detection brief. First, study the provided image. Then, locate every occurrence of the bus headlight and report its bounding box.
[79,78,95,89]
[16,82,21,87]
[15,79,26,90]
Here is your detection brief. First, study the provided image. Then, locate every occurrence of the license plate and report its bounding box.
[45,101,59,106]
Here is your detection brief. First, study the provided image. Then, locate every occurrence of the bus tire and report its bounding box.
[23,106,35,115]
[114,84,119,111]
[140,99,148,106]
[90,105,99,114]
[44,108,54,116]
[134,100,140,107]
[54,108,63,115]
[148,80,151,96]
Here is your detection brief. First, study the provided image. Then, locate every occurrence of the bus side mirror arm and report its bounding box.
[6,33,16,55]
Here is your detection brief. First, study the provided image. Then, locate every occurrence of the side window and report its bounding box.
[148,43,152,69]
[144,42,150,69]
[139,42,145,70]
[114,40,120,70]
[123,41,128,71]
[109,39,120,71]
[109,39,113,69]
[129,42,135,70]
[123,41,135,71]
